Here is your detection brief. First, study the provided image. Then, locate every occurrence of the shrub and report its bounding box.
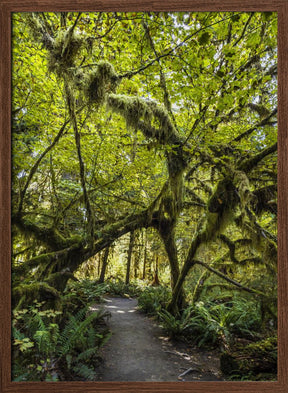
[158,306,195,339]
[187,299,263,348]
[64,279,108,303]
[157,297,263,348]
[138,286,171,315]
[106,279,142,297]
[12,300,110,381]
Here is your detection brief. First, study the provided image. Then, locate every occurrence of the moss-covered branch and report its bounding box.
[13,216,82,250]
[233,108,277,143]
[239,142,277,173]
[107,94,182,146]
[193,259,267,297]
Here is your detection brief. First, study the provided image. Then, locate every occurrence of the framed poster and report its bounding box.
[1,1,287,392]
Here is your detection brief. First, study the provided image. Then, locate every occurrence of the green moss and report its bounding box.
[243,336,277,357]
[221,336,277,379]
[107,94,177,145]
[148,100,174,135]
[48,29,84,75]
[13,282,60,309]
[208,178,237,214]
[45,270,78,292]
[202,207,234,243]
[27,252,53,266]
[26,14,45,43]
[107,94,153,129]
[86,61,118,105]
[233,170,251,207]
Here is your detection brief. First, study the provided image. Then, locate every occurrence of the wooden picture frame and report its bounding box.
[1,1,287,392]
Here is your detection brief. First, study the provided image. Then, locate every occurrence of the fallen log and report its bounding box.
[220,336,277,379]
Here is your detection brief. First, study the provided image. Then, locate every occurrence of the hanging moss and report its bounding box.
[73,68,86,88]
[85,61,118,105]
[263,241,277,268]
[48,29,84,76]
[107,94,183,148]
[208,178,238,214]
[198,178,240,242]
[147,100,175,136]
[233,170,251,207]
[107,94,153,129]
[201,207,234,243]
[25,252,54,267]
[252,185,277,215]
[235,212,277,270]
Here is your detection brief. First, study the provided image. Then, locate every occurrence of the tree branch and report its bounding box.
[117,13,242,81]
[193,259,267,297]
[239,142,277,172]
[17,120,69,215]
[233,108,277,143]
[65,82,95,241]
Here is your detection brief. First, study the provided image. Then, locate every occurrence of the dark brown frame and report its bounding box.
[1,1,287,392]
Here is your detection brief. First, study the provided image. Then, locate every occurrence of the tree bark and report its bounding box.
[125,231,135,285]
[142,230,147,280]
[99,247,110,284]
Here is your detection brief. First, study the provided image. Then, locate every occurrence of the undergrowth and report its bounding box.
[12,282,111,381]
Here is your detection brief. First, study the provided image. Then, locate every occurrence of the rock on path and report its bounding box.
[95,297,223,382]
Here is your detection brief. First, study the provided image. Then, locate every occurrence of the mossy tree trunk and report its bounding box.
[125,231,135,285]
[142,230,148,280]
[99,246,110,284]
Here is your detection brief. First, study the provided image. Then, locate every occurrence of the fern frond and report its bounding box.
[76,346,99,362]
[72,363,97,381]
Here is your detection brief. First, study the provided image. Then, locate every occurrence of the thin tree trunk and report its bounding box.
[125,231,135,285]
[142,230,147,280]
[97,253,101,276]
[151,255,160,286]
[99,247,110,283]
[133,231,140,279]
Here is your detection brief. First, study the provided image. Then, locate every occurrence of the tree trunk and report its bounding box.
[142,230,147,280]
[192,270,211,304]
[99,247,110,283]
[168,176,239,313]
[151,255,160,286]
[159,221,186,312]
[161,228,180,289]
[133,231,140,279]
[97,253,101,276]
[125,231,135,285]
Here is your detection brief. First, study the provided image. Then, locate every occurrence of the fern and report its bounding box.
[59,310,99,356]
[158,307,195,338]
[76,346,100,362]
[12,298,111,381]
[72,363,97,381]
[33,330,51,355]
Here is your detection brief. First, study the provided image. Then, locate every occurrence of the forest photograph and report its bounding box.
[11,11,277,382]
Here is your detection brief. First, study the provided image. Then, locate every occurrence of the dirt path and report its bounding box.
[95,297,223,382]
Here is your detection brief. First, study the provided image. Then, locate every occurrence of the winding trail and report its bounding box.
[95,297,223,382]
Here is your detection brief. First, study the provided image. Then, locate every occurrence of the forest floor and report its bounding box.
[93,296,224,382]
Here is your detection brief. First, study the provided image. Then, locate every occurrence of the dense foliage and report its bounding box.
[12,11,277,381]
